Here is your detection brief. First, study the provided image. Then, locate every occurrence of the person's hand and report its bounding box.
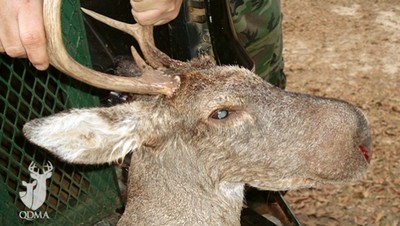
[0,0,49,71]
[130,0,183,26]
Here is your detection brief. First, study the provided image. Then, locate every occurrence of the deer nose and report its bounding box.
[358,145,371,163]
[357,128,372,164]
[356,111,372,164]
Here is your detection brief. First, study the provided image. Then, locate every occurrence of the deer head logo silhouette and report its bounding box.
[19,161,53,211]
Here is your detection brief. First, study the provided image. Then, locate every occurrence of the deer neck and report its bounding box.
[119,144,245,226]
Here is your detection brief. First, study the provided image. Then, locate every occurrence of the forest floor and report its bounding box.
[282,0,400,225]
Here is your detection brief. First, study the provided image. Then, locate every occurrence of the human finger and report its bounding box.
[18,0,49,70]
[0,1,26,57]
[130,0,182,25]
[131,9,169,25]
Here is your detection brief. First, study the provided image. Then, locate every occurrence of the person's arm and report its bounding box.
[0,0,49,70]
[130,0,183,25]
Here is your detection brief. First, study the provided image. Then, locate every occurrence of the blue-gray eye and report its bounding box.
[210,109,229,120]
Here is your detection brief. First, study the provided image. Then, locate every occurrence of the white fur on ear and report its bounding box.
[23,106,143,164]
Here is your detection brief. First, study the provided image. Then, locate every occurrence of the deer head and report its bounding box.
[22,1,372,225]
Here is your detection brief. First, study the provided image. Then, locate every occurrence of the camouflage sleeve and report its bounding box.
[230,0,286,88]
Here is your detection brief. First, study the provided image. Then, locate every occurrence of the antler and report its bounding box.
[43,161,53,174]
[43,0,180,96]
[80,8,185,70]
[28,162,39,175]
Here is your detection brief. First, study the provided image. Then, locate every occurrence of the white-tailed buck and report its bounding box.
[19,161,53,211]
[22,1,372,225]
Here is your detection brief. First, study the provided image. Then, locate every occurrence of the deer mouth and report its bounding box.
[358,145,371,163]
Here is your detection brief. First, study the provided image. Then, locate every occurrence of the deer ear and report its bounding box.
[23,103,146,164]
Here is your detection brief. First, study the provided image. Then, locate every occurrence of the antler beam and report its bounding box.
[43,0,180,96]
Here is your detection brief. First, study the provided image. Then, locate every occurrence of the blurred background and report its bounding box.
[282,0,400,225]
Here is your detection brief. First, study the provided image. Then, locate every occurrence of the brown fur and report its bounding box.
[23,61,371,225]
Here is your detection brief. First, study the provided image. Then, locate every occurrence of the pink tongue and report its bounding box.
[359,146,370,163]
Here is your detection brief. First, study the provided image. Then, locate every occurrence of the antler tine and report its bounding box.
[81,8,153,68]
[43,161,53,173]
[43,0,180,96]
[81,8,182,69]
[28,162,36,171]
[28,162,38,174]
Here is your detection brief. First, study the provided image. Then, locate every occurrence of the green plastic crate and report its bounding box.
[0,0,123,225]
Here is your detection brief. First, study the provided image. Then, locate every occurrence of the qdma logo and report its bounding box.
[19,161,53,220]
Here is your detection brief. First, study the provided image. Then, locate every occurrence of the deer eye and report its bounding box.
[210,109,230,120]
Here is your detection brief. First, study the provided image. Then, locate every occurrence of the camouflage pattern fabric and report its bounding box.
[230,0,286,88]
